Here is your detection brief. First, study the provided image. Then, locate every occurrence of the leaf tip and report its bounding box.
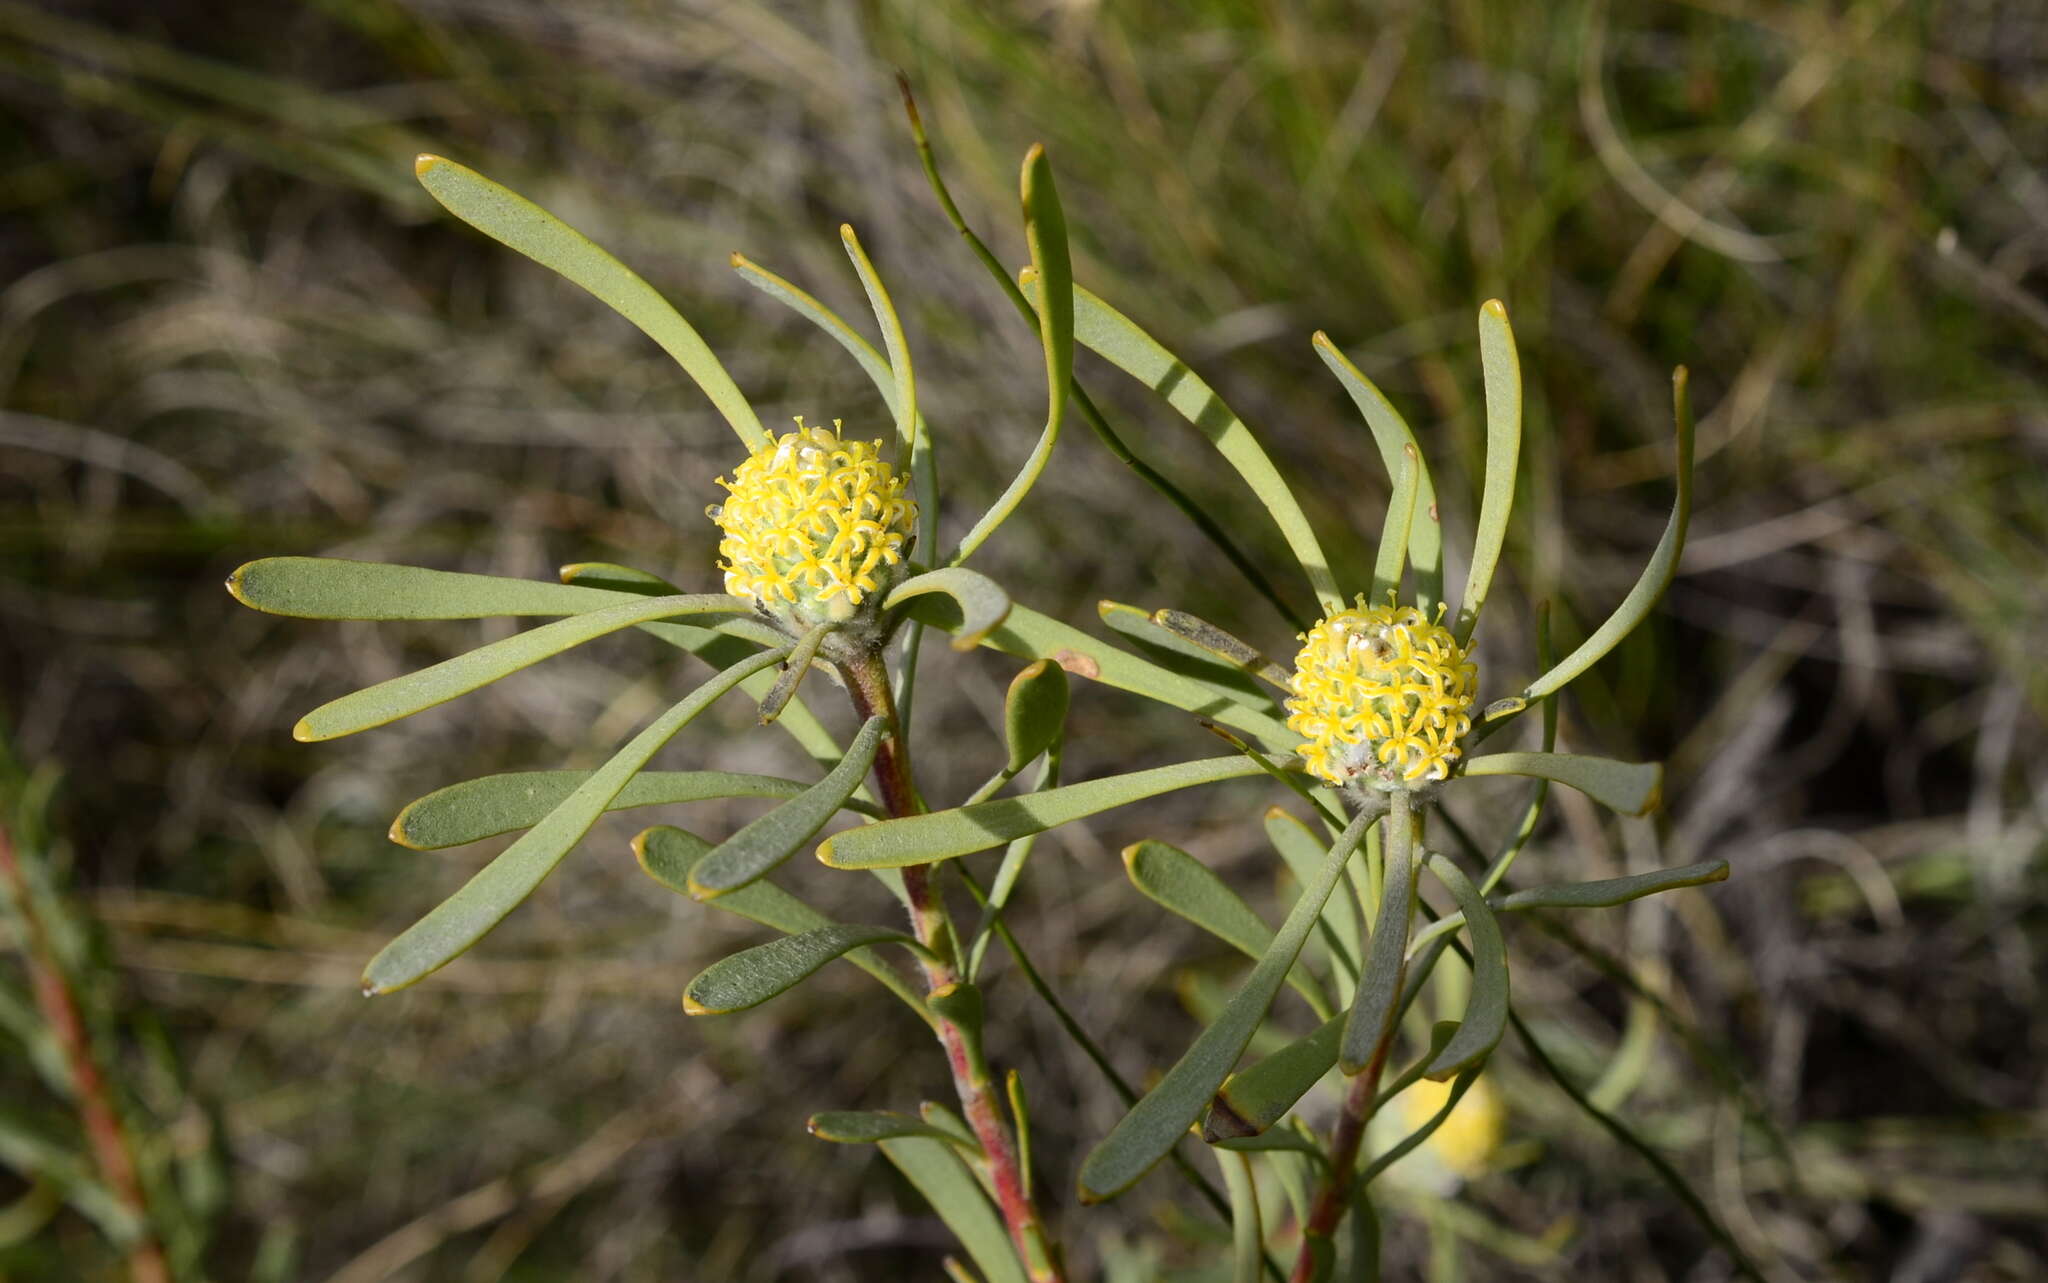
[1481,297,1509,321]
[387,810,423,849]
[1201,1095,1258,1142]
[682,992,713,1016]
[290,718,319,743]
[815,837,844,868]
[414,153,445,180]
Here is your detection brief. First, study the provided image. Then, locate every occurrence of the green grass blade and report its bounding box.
[361,648,784,994]
[950,144,1073,565]
[1123,840,1333,1019]
[820,755,1267,870]
[1461,752,1662,816]
[1077,808,1372,1203]
[1418,855,1507,1080]
[1310,333,1444,612]
[1004,660,1069,775]
[413,154,765,450]
[1341,798,1417,1076]
[392,769,843,849]
[1456,300,1522,644]
[886,568,1012,651]
[632,826,924,1017]
[1522,367,1696,702]
[229,557,635,619]
[808,1111,977,1152]
[879,1138,1031,1283]
[838,225,917,467]
[1055,283,1342,615]
[683,923,920,1014]
[292,593,747,741]
[687,717,888,898]
[1371,443,1420,606]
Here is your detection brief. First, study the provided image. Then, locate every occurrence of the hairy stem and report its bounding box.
[842,651,1064,1283]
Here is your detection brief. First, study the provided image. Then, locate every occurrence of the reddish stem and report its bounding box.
[0,824,171,1283]
[842,652,1063,1283]
[1289,1039,1392,1280]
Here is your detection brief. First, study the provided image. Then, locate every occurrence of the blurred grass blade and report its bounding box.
[1462,752,1662,816]
[808,1110,977,1151]
[758,622,834,725]
[557,562,678,595]
[950,144,1073,564]
[1371,443,1420,605]
[1456,300,1522,644]
[391,769,839,849]
[879,1138,1031,1283]
[413,154,766,449]
[904,596,1297,752]
[1418,855,1506,1080]
[1311,333,1444,611]
[1051,283,1341,615]
[1123,840,1332,1018]
[820,756,1266,870]
[1341,798,1417,1076]
[688,717,888,898]
[633,826,924,1016]
[684,923,922,1014]
[839,225,917,466]
[292,593,747,741]
[887,568,1012,651]
[1004,660,1069,774]
[1523,368,1695,702]
[1077,808,1371,1203]
[229,557,637,619]
[1096,603,1277,713]
[361,648,784,993]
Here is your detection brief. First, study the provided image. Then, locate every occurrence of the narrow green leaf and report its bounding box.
[1006,1069,1034,1198]
[632,826,925,1016]
[1053,283,1341,615]
[886,568,1012,651]
[1456,300,1522,644]
[1370,444,1419,606]
[1522,367,1696,702]
[392,769,838,849]
[1153,610,1291,690]
[879,1138,1031,1283]
[1500,860,1729,910]
[688,717,888,898]
[1311,333,1443,611]
[228,557,632,619]
[361,648,784,994]
[949,144,1073,564]
[1419,855,1507,1080]
[1461,752,1662,816]
[1003,660,1068,774]
[839,225,917,466]
[683,923,920,1014]
[1341,797,1417,1076]
[1221,1150,1265,1283]
[557,562,678,595]
[808,1110,977,1151]
[820,756,1267,870]
[414,154,765,449]
[1205,1015,1341,1142]
[292,593,747,741]
[1123,840,1330,1018]
[1096,603,1276,712]
[1357,1067,1481,1188]
[1264,808,1362,998]
[757,621,834,725]
[1077,808,1372,1203]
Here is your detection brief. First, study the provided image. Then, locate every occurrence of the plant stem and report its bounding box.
[0,824,171,1283]
[842,650,1065,1283]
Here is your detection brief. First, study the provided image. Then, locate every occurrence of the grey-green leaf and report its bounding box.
[293,593,747,741]
[1123,840,1329,1017]
[1095,602,1276,713]
[361,648,783,994]
[229,557,632,620]
[1498,860,1729,910]
[684,923,919,1014]
[1456,300,1522,644]
[1461,751,1662,816]
[1311,333,1443,611]
[1341,802,1419,1076]
[840,224,917,466]
[1077,808,1372,1203]
[392,769,833,849]
[688,717,889,899]
[808,1110,977,1151]
[819,756,1267,871]
[557,562,679,595]
[886,568,1012,651]
[414,154,765,449]
[1003,660,1069,774]
[1419,855,1507,1080]
[879,1139,1031,1283]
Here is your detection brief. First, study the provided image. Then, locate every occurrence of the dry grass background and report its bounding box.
[1,0,2045,1279]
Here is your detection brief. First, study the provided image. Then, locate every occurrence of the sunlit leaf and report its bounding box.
[1311,333,1443,611]
[1152,610,1290,691]
[361,648,784,994]
[887,568,1011,651]
[1003,660,1068,774]
[840,224,917,466]
[683,923,922,1014]
[1264,808,1362,998]
[557,562,678,595]
[820,755,1267,870]
[414,154,765,449]
[292,593,747,741]
[1124,840,1331,1018]
[1095,603,1276,712]
[879,1138,1030,1283]
[229,557,630,620]
[1461,752,1662,816]
[391,769,838,850]
[1077,808,1372,1203]
[1456,300,1522,644]
[1371,443,1419,606]
[757,621,834,725]
[808,1110,977,1151]
[1341,800,1418,1076]
[1419,855,1507,1080]
[689,717,888,898]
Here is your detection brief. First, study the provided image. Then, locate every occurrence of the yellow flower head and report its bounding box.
[1285,600,1478,788]
[709,419,917,624]
[1389,1073,1505,1186]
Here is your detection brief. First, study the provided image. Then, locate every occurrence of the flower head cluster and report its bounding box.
[1285,600,1478,789]
[710,419,917,625]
